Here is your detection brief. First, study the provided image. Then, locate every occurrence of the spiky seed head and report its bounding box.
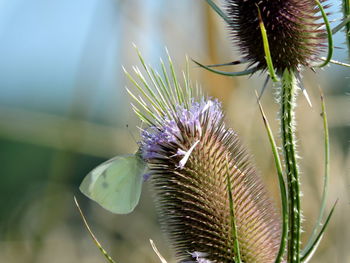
[226,0,327,73]
[127,50,281,263]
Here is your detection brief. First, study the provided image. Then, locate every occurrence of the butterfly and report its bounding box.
[79,153,147,214]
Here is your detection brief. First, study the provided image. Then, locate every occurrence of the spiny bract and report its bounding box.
[226,0,327,72]
[127,52,281,263]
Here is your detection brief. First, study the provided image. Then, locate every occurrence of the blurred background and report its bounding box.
[0,0,348,262]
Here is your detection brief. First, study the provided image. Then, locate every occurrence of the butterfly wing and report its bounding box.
[79,154,146,214]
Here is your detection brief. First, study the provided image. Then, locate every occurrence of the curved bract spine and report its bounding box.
[192,59,258,77]
[301,91,330,257]
[256,93,288,263]
[315,0,333,67]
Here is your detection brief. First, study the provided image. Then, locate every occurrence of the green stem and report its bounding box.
[280,69,301,263]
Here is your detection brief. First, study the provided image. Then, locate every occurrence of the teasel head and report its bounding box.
[125,49,282,262]
[225,0,328,73]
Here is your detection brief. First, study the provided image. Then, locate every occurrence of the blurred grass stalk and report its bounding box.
[0,105,133,158]
[1,96,348,157]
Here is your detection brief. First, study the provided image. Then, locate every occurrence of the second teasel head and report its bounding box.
[225,0,327,73]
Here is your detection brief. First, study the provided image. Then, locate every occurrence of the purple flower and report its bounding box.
[141,99,223,163]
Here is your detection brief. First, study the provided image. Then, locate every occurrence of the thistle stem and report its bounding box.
[280,69,301,263]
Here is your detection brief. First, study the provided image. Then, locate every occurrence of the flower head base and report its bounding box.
[126,50,281,263]
[226,0,327,72]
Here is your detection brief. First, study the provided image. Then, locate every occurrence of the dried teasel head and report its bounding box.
[225,0,328,73]
[126,51,282,263]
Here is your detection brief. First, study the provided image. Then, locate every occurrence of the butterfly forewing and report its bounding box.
[79,154,146,214]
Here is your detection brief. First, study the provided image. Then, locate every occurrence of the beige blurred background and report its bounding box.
[0,0,348,262]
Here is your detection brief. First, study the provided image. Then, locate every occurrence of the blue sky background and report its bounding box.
[0,0,201,122]
[0,0,347,119]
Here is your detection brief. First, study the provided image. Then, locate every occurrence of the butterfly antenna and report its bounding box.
[126,124,138,145]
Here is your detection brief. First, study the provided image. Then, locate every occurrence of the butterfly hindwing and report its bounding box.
[79,154,146,214]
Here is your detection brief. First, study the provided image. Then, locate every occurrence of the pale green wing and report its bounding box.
[79,154,146,214]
